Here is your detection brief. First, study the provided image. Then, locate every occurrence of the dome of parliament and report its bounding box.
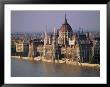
[59,14,73,33]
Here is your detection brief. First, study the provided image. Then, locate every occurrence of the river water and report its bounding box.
[11,58,100,77]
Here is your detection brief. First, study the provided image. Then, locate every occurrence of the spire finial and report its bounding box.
[45,25,47,37]
[65,13,66,19]
[64,13,67,24]
[54,27,55,33]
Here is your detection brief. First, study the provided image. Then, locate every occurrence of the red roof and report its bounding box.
[59,23,73,32]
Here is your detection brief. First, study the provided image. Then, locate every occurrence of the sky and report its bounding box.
[11,10,100,33]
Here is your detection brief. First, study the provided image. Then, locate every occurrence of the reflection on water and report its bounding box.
[11,58,100,77]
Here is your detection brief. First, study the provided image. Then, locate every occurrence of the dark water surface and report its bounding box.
[11,58,100,77]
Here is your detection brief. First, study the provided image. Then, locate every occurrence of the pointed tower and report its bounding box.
[28,39,34,60]
[52,27,56,61]
[64,13,68,24]
[53,27,56,47]
[44,29,48,45]
[43,29,47,58]
[53,27,56,42]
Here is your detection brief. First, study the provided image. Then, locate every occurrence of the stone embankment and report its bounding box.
[11,56,100,69]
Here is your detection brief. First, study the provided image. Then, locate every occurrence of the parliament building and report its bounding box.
[11,14,100,64]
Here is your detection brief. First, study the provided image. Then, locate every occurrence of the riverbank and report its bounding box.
[11,56,100,69]
[41,57,100,69]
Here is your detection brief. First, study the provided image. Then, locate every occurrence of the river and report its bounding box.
[11,58,100,77]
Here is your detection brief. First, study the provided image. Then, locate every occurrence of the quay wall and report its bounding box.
[11,56,100,69]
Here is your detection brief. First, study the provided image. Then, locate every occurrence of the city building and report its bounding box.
[58,14,73,46]
[11,14,100,64]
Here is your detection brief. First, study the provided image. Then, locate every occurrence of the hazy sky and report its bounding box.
[11,10,100,33]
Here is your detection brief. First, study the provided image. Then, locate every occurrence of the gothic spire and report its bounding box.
[45,25,47,37]
[54,27,56,36]
[64,13,67,24]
